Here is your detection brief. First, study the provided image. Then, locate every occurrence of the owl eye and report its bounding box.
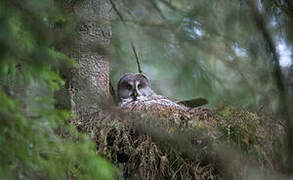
[126,84,132,90]
[137,84,142,89]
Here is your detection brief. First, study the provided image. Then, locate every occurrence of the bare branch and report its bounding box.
[131,42,142,73]
[108,0,126,26]
[108,0,143,74]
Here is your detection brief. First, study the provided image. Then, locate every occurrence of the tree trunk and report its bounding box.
[58,0,112,117]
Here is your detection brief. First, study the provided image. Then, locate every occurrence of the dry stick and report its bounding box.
[108,0,125,26]
[131,42,142,73]
[108,0,142,73]
[248,0,293,172]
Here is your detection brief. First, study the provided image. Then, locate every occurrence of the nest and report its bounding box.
[71,105,285,180]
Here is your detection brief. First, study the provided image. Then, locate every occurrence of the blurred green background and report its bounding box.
[109,0,293,114]
[0,0,292,179]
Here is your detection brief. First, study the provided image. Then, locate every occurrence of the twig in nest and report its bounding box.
[131,42,142,73]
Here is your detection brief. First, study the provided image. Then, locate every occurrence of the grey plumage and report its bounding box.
[117,73,211,125]
[117,73,207,108]
[117,73,155,106]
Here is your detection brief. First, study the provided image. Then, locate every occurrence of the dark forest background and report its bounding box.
[0,0,292,179]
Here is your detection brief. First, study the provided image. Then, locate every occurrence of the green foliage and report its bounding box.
[0,0,115,179]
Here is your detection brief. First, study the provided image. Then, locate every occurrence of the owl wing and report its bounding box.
[176,98,208,108]
[120,95,186,110]
[120,95,212,127]
[120,95,190,122]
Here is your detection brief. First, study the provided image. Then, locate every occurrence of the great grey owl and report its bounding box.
[117,73,209,124]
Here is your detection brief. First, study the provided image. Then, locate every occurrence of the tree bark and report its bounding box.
[59,0,112,116]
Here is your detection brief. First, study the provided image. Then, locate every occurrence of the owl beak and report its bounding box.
[132,89,138,100]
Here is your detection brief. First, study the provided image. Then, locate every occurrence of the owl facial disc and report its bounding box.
[117,73,155,104]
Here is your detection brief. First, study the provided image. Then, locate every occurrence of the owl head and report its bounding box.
[117,73,155,103]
